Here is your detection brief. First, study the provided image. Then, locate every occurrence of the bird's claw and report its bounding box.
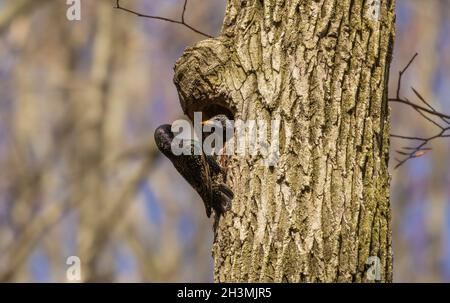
[212,183,234,216]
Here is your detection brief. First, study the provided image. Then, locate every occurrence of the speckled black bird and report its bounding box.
[154,124,233,218]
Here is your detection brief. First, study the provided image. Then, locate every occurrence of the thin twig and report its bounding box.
[181,0,188,23]
[389,98,450,120]
[389,53,450,169]
[393,127,450,169]
[391,134,428,141]
[396,53,418,99]
[114,0,213,38]
[411,87,450,124]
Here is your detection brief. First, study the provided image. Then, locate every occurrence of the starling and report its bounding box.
[154,124,234,218]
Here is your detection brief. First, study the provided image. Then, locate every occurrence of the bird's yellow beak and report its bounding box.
[202,120,214,127]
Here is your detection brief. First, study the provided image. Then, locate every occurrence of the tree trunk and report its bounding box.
[174,0,395,282]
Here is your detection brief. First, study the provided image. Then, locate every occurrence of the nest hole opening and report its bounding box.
[201,104,235,122]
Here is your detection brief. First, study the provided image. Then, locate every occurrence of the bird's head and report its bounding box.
[155,124,203,157]
[154,124,175,157]
[202,114,233,132]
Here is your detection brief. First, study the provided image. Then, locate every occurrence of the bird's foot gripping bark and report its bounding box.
[211,183,234,216]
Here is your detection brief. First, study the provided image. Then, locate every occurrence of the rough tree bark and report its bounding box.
[174,0,395,282]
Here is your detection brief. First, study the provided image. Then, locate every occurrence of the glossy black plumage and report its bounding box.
[154,124,233,218]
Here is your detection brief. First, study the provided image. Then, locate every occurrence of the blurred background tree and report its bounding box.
[0,0,448,282]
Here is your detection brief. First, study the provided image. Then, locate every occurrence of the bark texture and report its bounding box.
[174,0,395,282]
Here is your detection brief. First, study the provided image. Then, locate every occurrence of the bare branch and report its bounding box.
[114,0,213,38]
[182,0,188,23]
[389,53,450,169]
[396,53,418,99]
[389,98,450,120]
[392,126,450,169]
[391,134,428,141]
[410,102,445,130]
[411,87,450,124]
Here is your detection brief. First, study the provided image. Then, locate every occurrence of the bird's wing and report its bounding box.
[205,154,225,175]
[201,151,213,216]
[193,139,213,216]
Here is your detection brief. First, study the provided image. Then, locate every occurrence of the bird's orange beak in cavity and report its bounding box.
[202,120,214,127]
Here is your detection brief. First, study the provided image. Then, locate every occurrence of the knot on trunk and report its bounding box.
[173,38,236,121]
